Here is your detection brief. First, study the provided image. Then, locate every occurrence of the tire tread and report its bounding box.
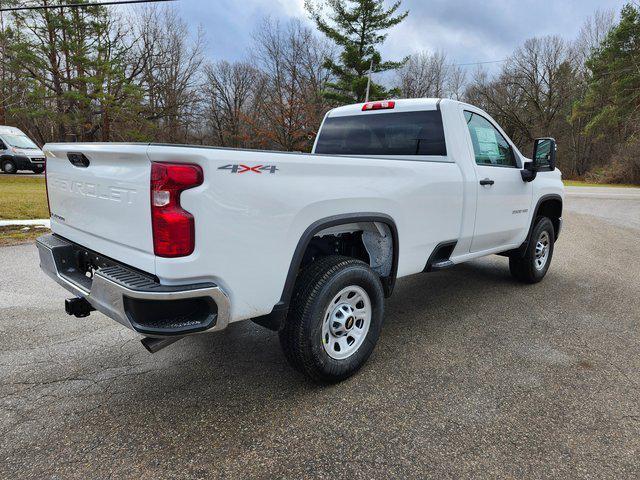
[509,216,555,284]
[279,255,382,383]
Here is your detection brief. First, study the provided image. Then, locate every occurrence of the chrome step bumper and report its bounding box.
[36,234,230,336]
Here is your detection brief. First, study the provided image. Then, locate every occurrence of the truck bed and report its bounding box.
[43,141,464,321]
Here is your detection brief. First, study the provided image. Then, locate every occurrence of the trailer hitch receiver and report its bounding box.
[65,297,95,318]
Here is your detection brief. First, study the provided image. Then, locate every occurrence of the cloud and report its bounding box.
[178,0,626,69]
[383,0,625,67]
[180,0,309,62]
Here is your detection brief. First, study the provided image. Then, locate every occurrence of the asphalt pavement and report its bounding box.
[564,186,640,230]
[1,187,639,479]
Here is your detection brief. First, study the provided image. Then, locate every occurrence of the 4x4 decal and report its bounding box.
[218,164,278,174]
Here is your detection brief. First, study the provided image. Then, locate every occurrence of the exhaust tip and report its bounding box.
[140,336,183,353]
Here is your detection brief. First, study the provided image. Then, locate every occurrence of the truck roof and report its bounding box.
[327,98,450,117]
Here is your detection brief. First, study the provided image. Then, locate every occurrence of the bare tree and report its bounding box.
[566,9,616,176]
[202,60,264,147]
[446,64,467,100]
[396,51,467,99]
[397,51,448,98]
[0,1,632,183]
[467,36,577,143]
[0,8,8,125]
[573,8,616,68]
[464,36,600,175]
[135,7,205,143]
[251,17,333,151]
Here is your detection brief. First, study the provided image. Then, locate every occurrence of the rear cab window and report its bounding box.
[315,110,447,157]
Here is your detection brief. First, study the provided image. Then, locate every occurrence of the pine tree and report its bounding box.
[7,3,143,142]
[574,4,640,138]
[305,0,408,103]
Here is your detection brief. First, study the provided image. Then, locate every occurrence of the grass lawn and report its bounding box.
[0,175,49,220]
[0,225,50,246]
[563,179,638,188]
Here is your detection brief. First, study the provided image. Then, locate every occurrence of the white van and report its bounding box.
[0,126,46,174]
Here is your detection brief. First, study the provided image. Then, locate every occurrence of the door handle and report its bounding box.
[479,178,494,186]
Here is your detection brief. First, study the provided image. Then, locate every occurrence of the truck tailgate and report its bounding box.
[44,143,155,274]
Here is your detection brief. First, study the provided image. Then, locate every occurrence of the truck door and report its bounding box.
[463,110,532,253]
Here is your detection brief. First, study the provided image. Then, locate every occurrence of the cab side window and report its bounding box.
[0,140,6,150]
[464,111,517,167]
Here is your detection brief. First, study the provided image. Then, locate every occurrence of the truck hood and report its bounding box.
[13,147,45,157]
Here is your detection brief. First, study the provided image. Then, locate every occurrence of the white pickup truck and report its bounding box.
[37,98,563,382]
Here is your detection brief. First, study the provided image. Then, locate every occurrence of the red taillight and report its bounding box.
[362,100,395,111]
[151,162,203,258]
[44,156,51,217]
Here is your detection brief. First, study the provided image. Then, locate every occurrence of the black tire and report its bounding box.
[32,166,45,174]
[509,217,555,283]
[279,255,385,383]
[1,159,17,174]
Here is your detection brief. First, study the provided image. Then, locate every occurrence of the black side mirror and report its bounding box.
[521,161,536,182]
[532,137,556,171]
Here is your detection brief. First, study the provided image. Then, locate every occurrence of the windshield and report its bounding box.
[2,134,39,149]
[315,110,447,156]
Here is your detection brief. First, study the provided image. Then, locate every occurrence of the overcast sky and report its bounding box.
[175,0,625,71]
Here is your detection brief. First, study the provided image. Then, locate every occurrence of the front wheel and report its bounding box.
[1,159,17,174]
[509,216,555,283]
[279,255,385,383]
[32,166,44,174]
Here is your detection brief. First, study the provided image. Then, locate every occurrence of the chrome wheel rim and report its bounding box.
[322,285,371,360]
[534,231,550,270]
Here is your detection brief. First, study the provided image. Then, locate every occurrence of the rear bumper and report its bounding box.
[36,234,230,336]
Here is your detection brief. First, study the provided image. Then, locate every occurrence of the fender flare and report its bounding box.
[252,213,399,331]
[517,194,563,257]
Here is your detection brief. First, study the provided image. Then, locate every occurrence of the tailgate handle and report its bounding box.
[67,152,90,168]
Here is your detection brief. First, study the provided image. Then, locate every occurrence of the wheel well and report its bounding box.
[507,195,563,259]
[301,221,394,281]
[537,197,562,239]
[302,231,369,269]
[252,215,398,332]
[292,216,397,298]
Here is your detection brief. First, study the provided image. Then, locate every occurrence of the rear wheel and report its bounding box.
[509,216,555,283]
[1,159,17,174]
[279,255,385,383]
